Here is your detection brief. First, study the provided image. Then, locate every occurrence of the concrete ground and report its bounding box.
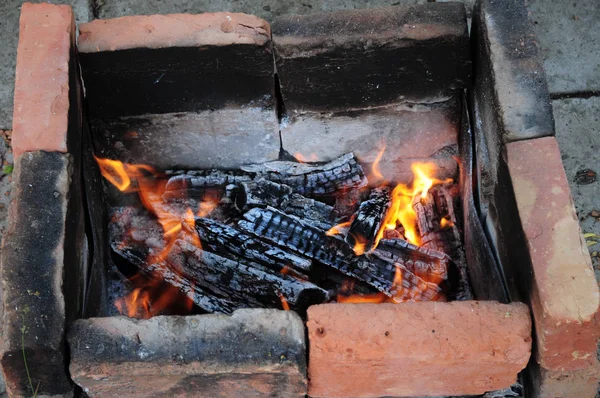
[0,0,598,395]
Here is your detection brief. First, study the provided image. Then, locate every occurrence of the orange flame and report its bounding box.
[440,217,454,229]
[278,293,290,310]
[374,162,451,248]
[371,145,386,181]
[95,157,216,317]
[295,152,319,163]
[326,221,351,237]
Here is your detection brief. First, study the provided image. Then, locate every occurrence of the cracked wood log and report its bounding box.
[241,152,368,196]
[346,187,391,252]
[194,216,313,275]
[110,207,328,314]
[238,207,440,301]
[235,179,336,229]
[375,239,449,285]
[162,169,252,200]
[412,185,472,300]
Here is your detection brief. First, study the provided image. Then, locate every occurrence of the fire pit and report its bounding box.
[0,1,598,398]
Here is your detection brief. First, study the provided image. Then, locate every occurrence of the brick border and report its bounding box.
[306,302,532,397]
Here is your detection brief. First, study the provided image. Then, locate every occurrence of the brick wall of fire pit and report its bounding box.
[0,2,597,398]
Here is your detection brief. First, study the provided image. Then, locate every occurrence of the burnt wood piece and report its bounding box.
[193,217,313,274]
[236,179,336,229]
[346,188,391,252]
[333,188,365,221]
[375,239,449,285]
[110,207,327,313]
[238,207,440,301]
[412,185,472,300]
[163,170,252,198]
[241,153,367,196]
[272,3,470,111]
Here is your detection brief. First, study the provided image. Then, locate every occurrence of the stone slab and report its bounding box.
[78,12,274,118]
[552,97,600,287]
[91,109,280,170]
[472,0,554,143]
[68,309,307,397]
[96,0,428,20]
[528,0,600,95]
[280,100,460,183]
[307,302,532,398]
[0,151,76,397]
[273,3,470,111]
[0,0,92,131]
[506,136,600,372]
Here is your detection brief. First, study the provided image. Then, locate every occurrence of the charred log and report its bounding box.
[193,216,313,274]
[346,187,391,252]
[238,207,440,301]
[333,188,365,221]
[163,169,252,200]
[412,185,472,300]
[110,207,327,313]
[235,179,336,229]
[375,239,449,285]
[241,152,368,196]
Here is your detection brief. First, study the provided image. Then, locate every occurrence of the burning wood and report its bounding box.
[346,187,391,254]
[238,207,441,301]
[96,152,471,318]
[110,207,328,314]
[241,152,368,195]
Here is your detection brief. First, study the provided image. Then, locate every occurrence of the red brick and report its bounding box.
[78,12,270,52]
[307,302,531,397]
[506,136,600,372]
[12,3,75,158]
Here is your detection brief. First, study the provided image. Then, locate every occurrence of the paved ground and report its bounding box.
[0,0,598,394]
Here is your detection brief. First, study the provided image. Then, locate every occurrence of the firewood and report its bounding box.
[194,216,313,274]
[235,179,336,229]
[238,207,440,301]
[110,207,328,313]
[241,152,368,195]
[162,169,252,200]
[375,239,449,285]
[346,187,391,252]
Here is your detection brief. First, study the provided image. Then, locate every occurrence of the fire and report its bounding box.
[294,152,319,163]
[440,217,454,229]
[96,157,215,317]
[278,293,290,310]
[374,162,451,248]
[326,221,351,237]
[371,145,386,181]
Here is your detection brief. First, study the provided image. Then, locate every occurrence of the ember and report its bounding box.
[97,151,471,318]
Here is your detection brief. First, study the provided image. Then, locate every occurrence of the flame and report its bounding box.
[278,293,290,311]
[371,145,386,181]
[374,162,451,248]
[351,237,366,256]
[440,217,454,229]
[95,157,216,317]
[326,221,351,236]
[295,152,319,163]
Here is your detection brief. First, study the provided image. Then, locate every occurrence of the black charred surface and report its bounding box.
[346,187,391,252]
[241,153,367,196]
[236,179,336,229]
[80,45,274,118]
[238,207,439,301]
[273,3,470,111]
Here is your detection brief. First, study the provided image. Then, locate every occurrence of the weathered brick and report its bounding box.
[78,12,273,117]
[68,309,307,397]
[530,362,600,398]
[12,3,76,158]
[471,0,554,143]
[307,302,532,397]
[506,136,600,373]
[280,100,459,183]
[273,3,470,112]
[0,151,85,397]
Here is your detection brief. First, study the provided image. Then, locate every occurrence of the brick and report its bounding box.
[280,100,459,183]
[307,302,532,397]
[273,3,470,112]
[11,3,76,158]
[506,136,600,372]
[91,108,279,170]
[68,309,307,397]
[532,363,600,398]
[0,151,85,397]
[471,0,554,143]
[78,13,273,117]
